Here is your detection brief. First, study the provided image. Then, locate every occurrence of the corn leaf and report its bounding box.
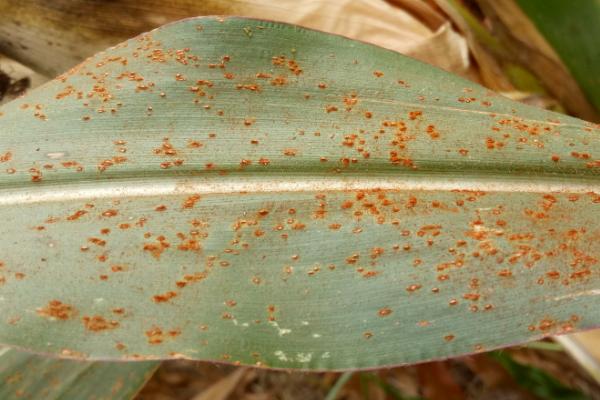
[0,347,157,399]
[0,17,598,370]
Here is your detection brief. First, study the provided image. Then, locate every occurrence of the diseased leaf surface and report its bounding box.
[0,347,157,399]
[0,17,598,370]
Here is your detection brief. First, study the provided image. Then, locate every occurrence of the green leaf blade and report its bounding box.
[0,17,598,370]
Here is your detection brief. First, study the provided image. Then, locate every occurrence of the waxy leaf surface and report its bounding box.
[0,17,598,370]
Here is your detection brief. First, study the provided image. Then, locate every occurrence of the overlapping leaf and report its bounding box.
[0,347,157,399]
[515,0,600,115]
[0,17,598,370]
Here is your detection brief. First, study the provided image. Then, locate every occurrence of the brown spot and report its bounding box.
[378,307,392,317]
[101,209,118,217]
[143,236,170,259]
[346,253,359,264]
[236,83,261,91]
[406,284,422,292]
[182,194,201,209]
[66,210,88,221]
[188,140,203,148]
[463,293,480,301]
[270,76,287,85]
[88,237,106,246]
[408,110,422,120]
[37,300,76,320]
[146,326,165,344]
[498,269,512,277]
[82,315,119,332]
[426,124,440,139]
[221,312,233,320]
[0,152,12,162]
[538,318,556,331]
[98,156,127,172]
[225,300,237,307]
[153,291,178,303]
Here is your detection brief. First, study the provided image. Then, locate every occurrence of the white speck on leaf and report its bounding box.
[269,321,291,336]
[296,353,312,363]
[274,350,288,362]
[46,152,67,159]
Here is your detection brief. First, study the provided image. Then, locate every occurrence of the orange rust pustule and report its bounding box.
[378,307,392,317]
[37,300,76,320]
[146,326,165,344]
[182,194,201,209]
[0,151,12,162]
[143,236,170,259]
[145,326,180,345]
[153,291,178,303]
[66,210,88,221]
[101,209,119,217]
[82,315,120,332]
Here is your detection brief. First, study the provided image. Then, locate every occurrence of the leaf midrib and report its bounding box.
[0,171,599,206]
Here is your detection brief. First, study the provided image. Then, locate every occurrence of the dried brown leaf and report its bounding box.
[0,0,472,78]
[192,367,250,400]
[476,0,599,121]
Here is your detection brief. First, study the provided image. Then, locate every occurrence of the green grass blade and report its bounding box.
[325,371,354,400]
[0,17,598,370]
[490,351,590,400]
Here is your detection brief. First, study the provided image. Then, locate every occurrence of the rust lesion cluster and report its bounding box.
[37,300,76,320]
[82,315,120,332]
[145,326,180,345]
[143,235,171,259]
[528,314,581,335]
